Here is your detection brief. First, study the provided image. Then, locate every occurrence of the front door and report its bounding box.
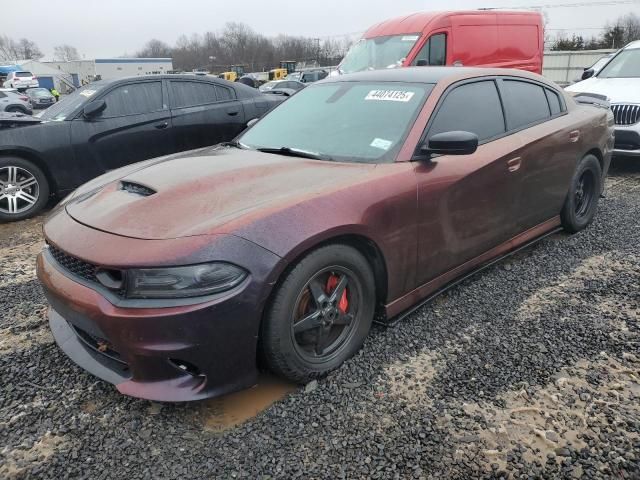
[414,79,524,285]
[71,80,174,173]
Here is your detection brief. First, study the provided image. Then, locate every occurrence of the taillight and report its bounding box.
[32,76,37,80]
[19,96,28,101]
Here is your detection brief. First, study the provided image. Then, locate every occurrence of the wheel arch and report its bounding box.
[584,147,603,172]
[258,232,390,345]
[0,148,58,195]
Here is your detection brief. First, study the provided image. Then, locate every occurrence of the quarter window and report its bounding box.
[216,85,235,101]
[501,80,550,129]
[429,80,505,143]
[412,33,446,66]
[171,81,217,108]
[545,88,562,115]
[101,82,163,117]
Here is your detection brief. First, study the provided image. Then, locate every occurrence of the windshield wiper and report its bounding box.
[221,140,247,149]
[256,146,333,161]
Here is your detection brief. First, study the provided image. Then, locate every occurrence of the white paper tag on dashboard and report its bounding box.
[370,138,393,150]
[365,90,415,102]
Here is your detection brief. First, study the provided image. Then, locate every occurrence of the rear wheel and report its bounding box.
[261,244,375,383]
[560,154,602,233]
[0,157,50,222]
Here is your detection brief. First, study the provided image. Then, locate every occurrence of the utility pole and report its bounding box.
[314,38,321,67]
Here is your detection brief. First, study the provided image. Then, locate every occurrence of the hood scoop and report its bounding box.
[119,181,156,197]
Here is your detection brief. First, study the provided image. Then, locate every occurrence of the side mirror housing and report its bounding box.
[420,131,479,157]
[83,99,106,118]
[581,68,595,80]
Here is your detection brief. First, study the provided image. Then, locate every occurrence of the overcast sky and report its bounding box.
[2,0,638,59]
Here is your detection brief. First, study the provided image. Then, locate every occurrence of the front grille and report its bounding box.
[48,244,99,283]
[47,244,126,298]
[611,104,640,126]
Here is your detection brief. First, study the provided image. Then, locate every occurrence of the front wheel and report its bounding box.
[560,154,602,233]
[261,244,376,383]
[0,157,50,222]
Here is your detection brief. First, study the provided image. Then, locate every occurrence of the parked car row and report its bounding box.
[34,65,614,401]
[0,88,33,115]
[0,75,284,220]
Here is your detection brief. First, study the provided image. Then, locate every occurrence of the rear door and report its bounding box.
[498,78,576,229]
[414,79,524,284]
[169,79,246,151]
[70,80,174,172]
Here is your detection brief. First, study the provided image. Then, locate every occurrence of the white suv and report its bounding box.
[2,71,39,90]
[566,41,640,157]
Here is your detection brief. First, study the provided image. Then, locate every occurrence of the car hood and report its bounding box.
[565,77,640,104]
[65,148,376,240]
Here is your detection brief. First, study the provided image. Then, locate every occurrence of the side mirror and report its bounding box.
[416,59,428,67]
[581,68,595,80]
[246,118,259,128]
[83,99,106,118]
[420,131,479,157]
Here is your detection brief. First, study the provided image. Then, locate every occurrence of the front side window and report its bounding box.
[411,33,447,66]
[101,82,163,117]
[240,82,434,163]
[339,35,421,74]
[171,81,217,108]
[597,47,640,78]
[428,80,505,143]
[501,80,550,130]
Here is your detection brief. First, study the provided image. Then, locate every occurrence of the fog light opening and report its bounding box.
[169,358,201,377]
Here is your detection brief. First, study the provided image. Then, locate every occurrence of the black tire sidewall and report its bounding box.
[262,244,376,383]
[561,154,602,233]
[0,157,50,222]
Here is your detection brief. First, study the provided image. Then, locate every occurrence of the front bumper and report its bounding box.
[36,211,283,402]
[613,123,640,157]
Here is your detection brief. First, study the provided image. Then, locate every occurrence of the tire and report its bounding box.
[0,157,50,222]
[261,244,376,383]
[560,154,602,233]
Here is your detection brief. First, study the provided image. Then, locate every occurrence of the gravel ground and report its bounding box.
[1,160,639,479]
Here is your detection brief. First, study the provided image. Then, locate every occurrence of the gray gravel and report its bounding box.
[1,160,639,479]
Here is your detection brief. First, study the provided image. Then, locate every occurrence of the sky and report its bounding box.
[2,0,638,59]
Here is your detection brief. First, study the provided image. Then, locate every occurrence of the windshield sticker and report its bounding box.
[365,90,415,102]
[401,35,419,42]
[370,138,393,150]
[79,89,97,98]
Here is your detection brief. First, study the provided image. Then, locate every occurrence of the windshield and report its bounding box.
[29,88,51,97]
[239,81,433,163]
[339,35,420,74]
[40,84,105,121]
[287,72,301,81]
[598,48,640,78]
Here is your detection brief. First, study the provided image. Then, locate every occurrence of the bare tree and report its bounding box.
[136,39,173,58]
[0,35,20,61]
[53,44,80,62]
[16,38,43,60]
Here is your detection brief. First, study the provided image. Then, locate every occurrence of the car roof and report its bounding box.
[321,66,550,86]
[624,40,640,50]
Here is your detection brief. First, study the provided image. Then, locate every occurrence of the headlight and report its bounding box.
[126,262,248,299]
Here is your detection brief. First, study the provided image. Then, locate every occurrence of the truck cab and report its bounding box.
[337,10,543,75]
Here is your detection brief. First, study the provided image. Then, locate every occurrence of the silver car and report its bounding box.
[0,88,33,115]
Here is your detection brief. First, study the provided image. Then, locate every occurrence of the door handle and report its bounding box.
[569,130,580,143]
[507,157,522,173]
[226,110,239,116]
[155,122,169,129]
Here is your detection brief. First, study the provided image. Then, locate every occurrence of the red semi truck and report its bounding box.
[337,10,543,75]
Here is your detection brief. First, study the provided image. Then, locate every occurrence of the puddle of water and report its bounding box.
[200,374,297,432]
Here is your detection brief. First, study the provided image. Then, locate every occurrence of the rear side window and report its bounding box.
[216,85,235,101]
[171,81,217,108]
[102,82,163,117]
[429,80,505,143]
[501,80,550,129]
[412,33,446,66]
[545,88,562,115]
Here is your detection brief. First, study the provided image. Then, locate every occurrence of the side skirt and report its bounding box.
[377,217,562,327]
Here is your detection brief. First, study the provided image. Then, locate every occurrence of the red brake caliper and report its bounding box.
[326,274,348,313]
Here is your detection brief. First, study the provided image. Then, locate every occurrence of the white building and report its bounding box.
[94,58,173,79]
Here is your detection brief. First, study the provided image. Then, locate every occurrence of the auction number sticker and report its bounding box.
[79,89,97,98]
[365,90,415,102]
[370,138,393,150]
